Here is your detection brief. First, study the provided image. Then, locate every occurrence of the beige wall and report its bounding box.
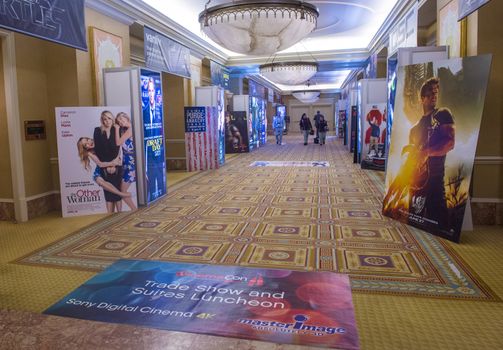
[12,9,131,197]
[188,56,202,106]
[0,42,13,198]
[285,96,336,133]
[76,8,131,106]
[15,35,53,196]
[163,73,188,160]
[471,0,503,198]
[46,42,80,192]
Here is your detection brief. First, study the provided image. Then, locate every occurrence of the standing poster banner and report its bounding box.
[144,27,191,78]
[56,107,138,217]
[383,55,492,242]
[226,111,249,153]
[0,0,87,51]
[361,104,387,170]
[458,0,491,20]
[184,107,219,172]
[140,69,167,204]
[45,260,359,349]
[195,86,226,165]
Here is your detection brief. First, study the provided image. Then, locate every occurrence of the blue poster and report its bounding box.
[44,259,359,349]
[140,69,166,203]
[210,61,229,89]
[184,107,207,132]
[385,58,398,161]
[216,88,226,165]
[144,27,191,78]
[0,0,87,51]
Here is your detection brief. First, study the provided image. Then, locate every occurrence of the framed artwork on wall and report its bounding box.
[90,27,123,105]
[438,0,466,58]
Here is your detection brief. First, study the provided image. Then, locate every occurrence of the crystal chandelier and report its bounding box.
[292,80,320,103]
[292,90,321,103]
[259,61,318,85]
[199,1,319,56]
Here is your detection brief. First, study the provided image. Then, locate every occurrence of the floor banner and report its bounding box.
[44,260,359,349]
[383,55,492,242]
[250,161,330,167]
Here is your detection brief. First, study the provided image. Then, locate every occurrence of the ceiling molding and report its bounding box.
[368,0,418,55]
[91,0,229,64]
[85,0,136,25]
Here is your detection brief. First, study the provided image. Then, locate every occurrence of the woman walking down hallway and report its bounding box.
[318,115,329,145]
[299,113,313,145]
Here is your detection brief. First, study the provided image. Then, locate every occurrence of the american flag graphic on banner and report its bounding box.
[185,107,219,172]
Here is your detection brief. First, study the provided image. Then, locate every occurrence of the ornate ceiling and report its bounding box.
[134,0,412,92]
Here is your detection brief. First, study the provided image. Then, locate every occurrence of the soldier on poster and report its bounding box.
[384,78,454,230]
[382,56,492,242]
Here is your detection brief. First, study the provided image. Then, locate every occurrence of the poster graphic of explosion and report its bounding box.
[383,55,491,242]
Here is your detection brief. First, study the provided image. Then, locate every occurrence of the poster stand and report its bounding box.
[103,67,167,206]
[358,79,387,171]
[195,86,226,165]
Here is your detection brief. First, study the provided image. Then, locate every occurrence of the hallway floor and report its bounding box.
[1,135,502,350]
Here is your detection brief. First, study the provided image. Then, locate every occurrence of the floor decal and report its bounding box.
[45,260,359,349]
[250,161,330,167]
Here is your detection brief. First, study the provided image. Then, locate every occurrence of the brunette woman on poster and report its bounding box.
[76,137,131,200]
[115,112,137,210]
[93,110,124,213]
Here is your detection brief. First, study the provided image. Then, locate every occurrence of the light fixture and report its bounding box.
[259,61,318,85]
[292,90,320,103]
[199,1,319,56]
[292,80,320,103]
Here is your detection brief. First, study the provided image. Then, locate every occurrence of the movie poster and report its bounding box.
[385,58,398,160]
[140,69,166,204]
[338,110,346,139]
[184,107,220,171]
[226,111,249,153]
[350,106,358,153]
[258,99,267,146]
[55,107,138,217]
[383,55,492,242]
[361,104,387,170]
[216,87,226,165]
[249,96,262,149]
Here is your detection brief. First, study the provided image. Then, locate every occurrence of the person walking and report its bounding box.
[299,113,313,145]
[318,115,329,145]
[313,110,324,139]
[272,114,285,145]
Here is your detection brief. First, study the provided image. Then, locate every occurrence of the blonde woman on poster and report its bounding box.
[76,137,131,204]
[92,111,124,213]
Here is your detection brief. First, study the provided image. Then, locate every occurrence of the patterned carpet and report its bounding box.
[17,135,498,301]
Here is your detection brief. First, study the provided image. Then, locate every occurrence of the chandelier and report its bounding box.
[259,61,318,85]
[292,84,320,103]
[199,1,319,56]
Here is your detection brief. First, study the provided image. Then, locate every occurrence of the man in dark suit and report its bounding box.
[313,110,324,139]
[143,77,161,128]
